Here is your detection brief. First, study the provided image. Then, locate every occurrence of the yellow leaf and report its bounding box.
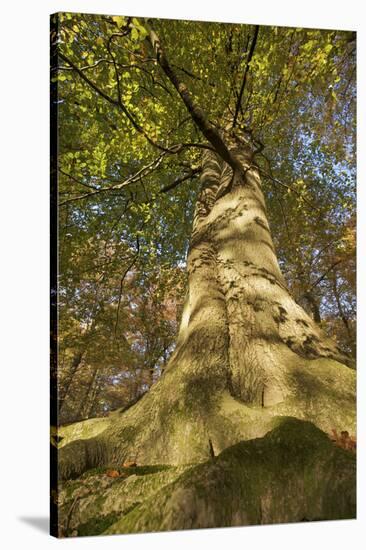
[111,16,126,28]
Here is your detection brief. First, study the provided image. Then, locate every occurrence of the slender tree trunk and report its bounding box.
[331,275,356,358]
[87,382,103,418]
[59,350,85,415]
[304,292,322,323]
[76,366,100,420]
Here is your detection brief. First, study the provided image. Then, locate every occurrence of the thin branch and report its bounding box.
[58,51,171,153]
[56,59,109,71]
[58,51,118,106]
[106,32,127,107]
[160,167,201,193]
[114,237,140,337]
[271,181,291,243]
[103,199,132,259]
[59,143,213,206]
[257,152,291,240]
[58,153,167,206]
[259,167,320,211]
[312,237,342,265]
[57,57,174,97]
[180,142,216,152]
[171,63,215,87]
[232,25,259,128]
[303,259,343,295]
[59,190,107,206]
[59,168,100,190]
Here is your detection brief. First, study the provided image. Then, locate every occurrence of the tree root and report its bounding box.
[58,418,356,536]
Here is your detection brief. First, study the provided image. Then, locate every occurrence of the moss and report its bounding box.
[93,493,107,510]
[123,464,171,475]
[58,415,111,447]
[77,512,120,537]
[59,463,192,536]
[286,358,356,434]
[80,467,112,479]
[59,437,108,480]
[64,480,83,500]
[105,417,355,535]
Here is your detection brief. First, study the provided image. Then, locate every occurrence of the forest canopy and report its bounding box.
[52,13,356,425]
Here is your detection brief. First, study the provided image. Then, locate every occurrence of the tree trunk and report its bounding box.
[58,142,355,480]
[304,292,322,324]
[76,366,100,420]
[331,275,356,358]
[59,350,85,416]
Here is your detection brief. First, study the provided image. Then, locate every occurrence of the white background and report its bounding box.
[0,0,365,548]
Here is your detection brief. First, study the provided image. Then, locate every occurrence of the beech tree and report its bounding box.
[51,13,356,534]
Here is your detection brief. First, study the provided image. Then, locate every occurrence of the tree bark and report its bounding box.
[176,144,350,401]
[58,142,355,479]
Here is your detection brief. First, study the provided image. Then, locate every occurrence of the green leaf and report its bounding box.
[131,28,139,41]
[111,15,126,28]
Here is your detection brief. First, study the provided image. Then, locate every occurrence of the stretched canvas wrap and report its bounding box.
[50,11,356,538]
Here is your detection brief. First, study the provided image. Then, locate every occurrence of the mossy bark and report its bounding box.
[108,418,356,534]
[56,418,355,536]
[57,464,191,537]
[58,354,355,482]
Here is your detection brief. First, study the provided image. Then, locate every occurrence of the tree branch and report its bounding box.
[59,143,212,206]
[232,25,259,128]
[59,153,167,205]
[302,259,344,296]
[59,168,100,191]
[114,237,140,337]
[58,51,171,153]
[160,167,201,193]
[259,167,320,211]
[145,23,244,175]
